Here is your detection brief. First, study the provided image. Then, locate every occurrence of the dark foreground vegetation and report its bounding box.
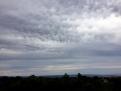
[0,73,121,91]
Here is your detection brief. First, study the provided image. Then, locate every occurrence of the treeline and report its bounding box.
[0,73,121,91]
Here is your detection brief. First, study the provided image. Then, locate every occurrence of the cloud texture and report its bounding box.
[0,0,121,76]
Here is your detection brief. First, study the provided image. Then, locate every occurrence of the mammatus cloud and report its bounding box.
[0,0,121,75]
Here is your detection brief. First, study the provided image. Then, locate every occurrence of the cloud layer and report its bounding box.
[0,0,121,76]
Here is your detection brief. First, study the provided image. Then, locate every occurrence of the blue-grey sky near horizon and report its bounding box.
[0,0,121,76]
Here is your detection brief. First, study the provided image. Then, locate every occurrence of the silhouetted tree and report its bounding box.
[77,73,82,79]
[0,74,121,91]
[63,73,69,79]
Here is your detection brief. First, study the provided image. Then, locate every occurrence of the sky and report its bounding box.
[0,0,121,76]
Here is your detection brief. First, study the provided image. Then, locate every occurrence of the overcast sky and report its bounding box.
[0,0,121,76]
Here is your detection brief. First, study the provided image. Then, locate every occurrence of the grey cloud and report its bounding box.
[0,0,121,75]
